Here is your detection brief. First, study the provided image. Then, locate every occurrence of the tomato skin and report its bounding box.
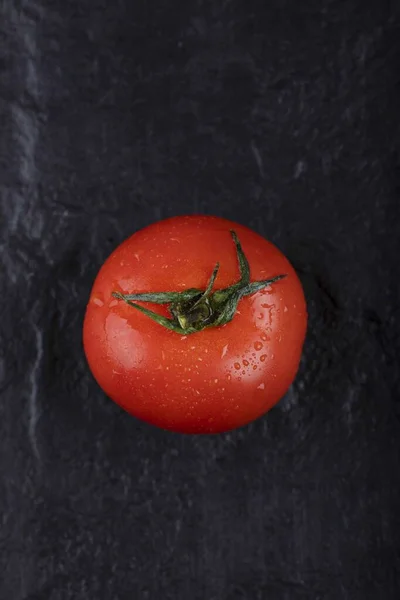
[83,215,307,434]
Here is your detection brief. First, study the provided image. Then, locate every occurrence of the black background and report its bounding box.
[1,1,400,599]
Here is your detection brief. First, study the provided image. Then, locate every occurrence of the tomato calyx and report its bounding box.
[112,231,286,335]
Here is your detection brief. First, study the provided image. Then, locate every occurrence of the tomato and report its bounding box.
[83,215,307,434]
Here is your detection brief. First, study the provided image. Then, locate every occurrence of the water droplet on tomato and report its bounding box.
[260,333,268,341]
[258,312,264,320]
[243,359,249,366]
[260,354,267,362]
[221,344,229,358]
[254,341,263,351]
[234,362,241,370]
[253,365,257,370]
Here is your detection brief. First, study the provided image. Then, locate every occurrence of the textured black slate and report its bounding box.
[1,1,399,598]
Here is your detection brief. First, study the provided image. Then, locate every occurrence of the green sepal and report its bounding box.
[112,231,286,335]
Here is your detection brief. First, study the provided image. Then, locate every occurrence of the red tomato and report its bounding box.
[83,215,307,434]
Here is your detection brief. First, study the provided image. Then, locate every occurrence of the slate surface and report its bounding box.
[1,1,400,599]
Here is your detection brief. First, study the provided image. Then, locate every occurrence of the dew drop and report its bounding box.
[241,370,246,375]
[260,354,267,362]
[260,333,268,341]
[258,312,264,320]
[253,365,258,370]
[254,341,263,351]
[243,359,249,366]
[234,362,241,370]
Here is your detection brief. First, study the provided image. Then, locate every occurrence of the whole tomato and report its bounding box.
[83,215,307,434]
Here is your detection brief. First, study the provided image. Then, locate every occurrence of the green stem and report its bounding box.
[190,262,220,310]
[112,231,286,335]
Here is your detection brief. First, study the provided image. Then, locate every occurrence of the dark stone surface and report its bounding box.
[1,1,399,598]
